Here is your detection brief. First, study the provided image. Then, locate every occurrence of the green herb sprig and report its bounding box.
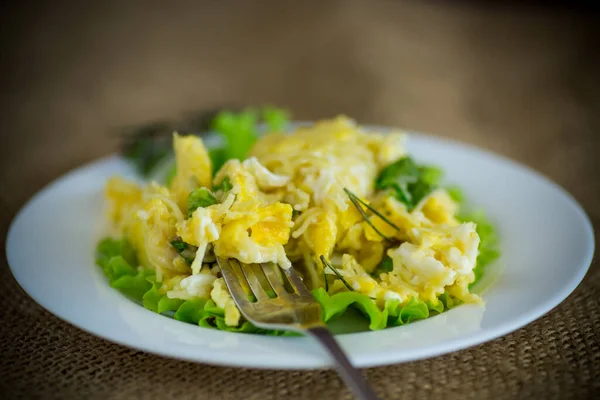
[120,106,290,181]
[320,255,354,292]
[343,188,400,242]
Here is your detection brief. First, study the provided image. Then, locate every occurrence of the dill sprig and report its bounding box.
[320,255,354,292]
[343,188,400,241]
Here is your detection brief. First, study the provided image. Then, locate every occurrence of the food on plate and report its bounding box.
[96,108,499,334]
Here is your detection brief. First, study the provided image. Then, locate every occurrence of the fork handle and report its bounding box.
[307,326,379,400]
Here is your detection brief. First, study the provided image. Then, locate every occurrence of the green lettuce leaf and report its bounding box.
[426,300,445,314]
[209,107,291,175]
[375,157,442,210]
[458,210,500,287]
[96,237,461,335]
[211,109,259,163]
[174,299,207,324]
[438,292,461,309]
[96,238,153,300]
[96,238,137,270]
[419,165,443,186]
[213,176,233,193]
[312,288,386,330]
[104,256,137,281]
[444,185,501,289]
[392,298,430,326]
[313,288,456,330]
[208,147,228,175]
[187,187,217,217]
[158,296,185,314]
[110,270,154,300]
[214,318,260,333]
[261,106,290,132]
[445,186,465,204]
[142,284,163,313]
[121,106,291,179]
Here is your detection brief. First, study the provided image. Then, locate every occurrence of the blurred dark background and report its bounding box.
[0,0,599,218]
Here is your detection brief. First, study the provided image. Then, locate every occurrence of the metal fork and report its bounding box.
[216,257,379,400]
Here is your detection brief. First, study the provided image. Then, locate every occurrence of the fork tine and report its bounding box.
[261,262,288,297]
[238,262,270,301]
[216,257,251,306]
[284,267,313,298]
[229,259,252,296]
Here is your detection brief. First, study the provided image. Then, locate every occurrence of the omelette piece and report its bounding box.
[177,193,235,274]
[288,207,338,287]
[105,176,143,231]
[214,201,293,269]
[105,177,188,281]
[385,222,481,304]
[368,131,408,168]
[251,116,388,213]
[211,278,241,326]
[414,189,460,226]
[362,195,426,243]
[252,116,408,286]
[291,208,337,259]
[166,272,217,300]
[177,158,294,272]
[129,197,189,281]
[362,189,459,244]
[241,156,289,189]
[171,134,213,211]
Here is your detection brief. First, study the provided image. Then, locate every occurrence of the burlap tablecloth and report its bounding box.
[1,1,599,399]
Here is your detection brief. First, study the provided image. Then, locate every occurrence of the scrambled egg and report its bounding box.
[105,117,482,327]
[171,133,212,210]
[385,222,480,304]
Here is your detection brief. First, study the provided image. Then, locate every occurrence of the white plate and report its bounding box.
[6,132,594,369]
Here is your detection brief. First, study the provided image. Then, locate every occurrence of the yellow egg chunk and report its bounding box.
[174,156,294,273]
[214,159,280,206]
[363,196,424,242]
[176,206,222,274]
[105,177,143,231]
[129,198,188,281]
[250,203,294,246]
[292,208,337,258]
[415,189,459,226]
[213,202,293,269]
[171,134,213,211]
[252,116,389,215]
[252,117,412,286]
[101,115,495,331]
[355,241,385,273]
[166,271,217,300]
[386,222,481,304]
[211,278,241,326]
